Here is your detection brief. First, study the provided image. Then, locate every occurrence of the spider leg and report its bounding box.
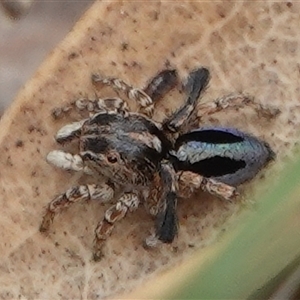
[177,171,239,201]
[46,150,92,174]
[52,96,130,120]
[93,192,140,261]
[92,74,154,117]
[143,69,178,103]
[53,96,134,143]
[197,93,280,120]
[52,69,178,120]
[40,183,114,233]
[163,67,210,134]
[74,97,129,115]
[144,161,179,247]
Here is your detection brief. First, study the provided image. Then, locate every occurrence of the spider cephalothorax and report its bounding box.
[40,67,277,260]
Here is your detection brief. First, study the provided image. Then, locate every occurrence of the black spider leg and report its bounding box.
[143,69,178,103]
[155,160,179,244]
[162,67,210,134]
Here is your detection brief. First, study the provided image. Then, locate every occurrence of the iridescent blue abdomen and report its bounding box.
[170,127,275,186]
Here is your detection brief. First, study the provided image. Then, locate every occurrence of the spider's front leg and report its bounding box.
[51,94,134,146]
[53,69,177,120]
[52,96,133,144]
[177,171,239,201]
[92,74,154,117]
[52,96,130,120]
[92,69,178,118]
[93,192,140,261]
[74,97,130,116]
[40,183,115,233]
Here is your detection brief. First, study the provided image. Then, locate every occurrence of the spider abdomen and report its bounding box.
[171,127,275,186]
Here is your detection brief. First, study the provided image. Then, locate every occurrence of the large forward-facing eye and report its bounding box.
[107,153,118,163]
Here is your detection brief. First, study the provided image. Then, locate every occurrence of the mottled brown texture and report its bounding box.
[0,1,298,299]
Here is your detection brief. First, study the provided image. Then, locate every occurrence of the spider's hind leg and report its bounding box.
[197,93,280,121]
[177,171,239,201]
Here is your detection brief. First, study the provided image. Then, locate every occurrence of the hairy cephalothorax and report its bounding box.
[40,67,278,261]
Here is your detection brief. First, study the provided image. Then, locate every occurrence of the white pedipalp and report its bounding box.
[46,150,84,172]
[55,119,86,141]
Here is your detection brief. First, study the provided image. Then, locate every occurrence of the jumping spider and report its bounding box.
[40,67,276,260]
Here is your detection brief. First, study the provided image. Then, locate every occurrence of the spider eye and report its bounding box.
[107,154,118,163]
